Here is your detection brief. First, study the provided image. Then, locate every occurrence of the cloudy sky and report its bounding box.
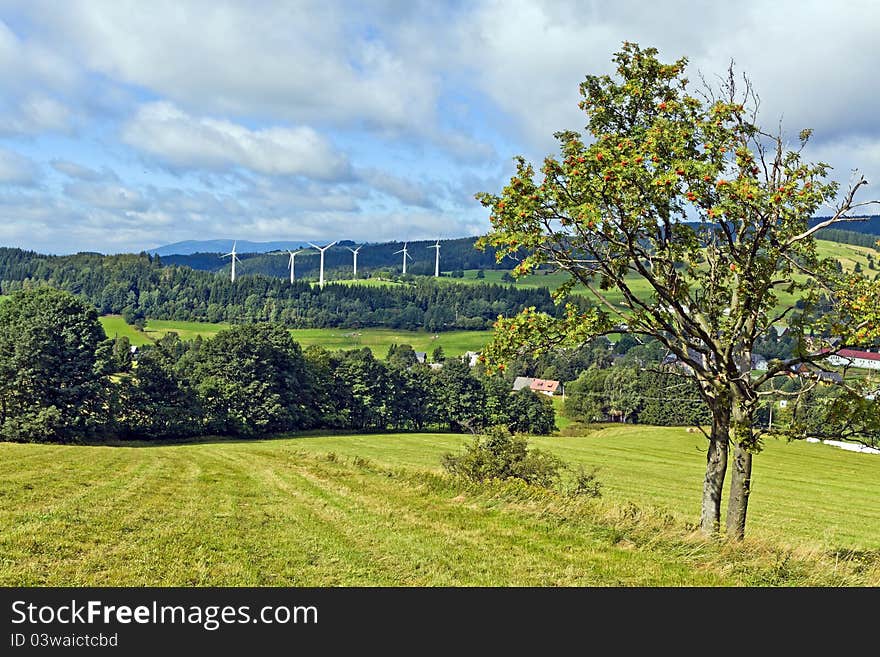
[1,0,878,254]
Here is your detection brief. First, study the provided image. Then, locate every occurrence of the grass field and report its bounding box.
[1,427,877,586]
[286,328,490,355]
[455,239,877,314]
[98,316,490,356]
[98,315,153,346]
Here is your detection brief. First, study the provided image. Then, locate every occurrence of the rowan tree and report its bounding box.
[476,42,880,539]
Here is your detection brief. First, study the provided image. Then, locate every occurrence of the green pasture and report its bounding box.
[1,426,876,586]
[97,316,488,356]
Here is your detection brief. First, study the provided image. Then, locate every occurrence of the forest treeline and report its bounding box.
[814,228,880,250]
[0,288,556,443]
[0,247,568,330]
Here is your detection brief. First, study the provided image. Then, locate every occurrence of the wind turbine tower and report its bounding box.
[394,242,412,275]
[427,240,441,277]
[347,245,362,279]
[308,241,337,289]
[221,241,241,283]
[287,250,304,284]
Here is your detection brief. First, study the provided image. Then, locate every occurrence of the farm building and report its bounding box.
[825,349,880,371]
[512,376,560,396]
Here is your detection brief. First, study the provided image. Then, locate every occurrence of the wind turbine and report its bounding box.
[308,241,337,288]
[347,245,362,279]
[221,241,241,283]
[427,239,441,277]
[287,249,304,284]
[394,242,412,275]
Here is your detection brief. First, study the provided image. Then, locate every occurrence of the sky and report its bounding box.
[1,0,879,254]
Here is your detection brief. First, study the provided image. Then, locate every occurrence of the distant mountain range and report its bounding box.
[148,239,325,256]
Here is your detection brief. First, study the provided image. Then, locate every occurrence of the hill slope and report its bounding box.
[1,428,876,586]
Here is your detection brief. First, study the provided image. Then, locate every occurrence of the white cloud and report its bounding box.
[0,148,39,185]
[51,159,117,181]
[358,168,443,208]
[0,95,72,136]
[122,102,351,180]
[0,19,78,92]
[25,1,439,133]
[801,135,880,212]
[63,182,149,211]
[2,1,879,253]
[122,102,349,180]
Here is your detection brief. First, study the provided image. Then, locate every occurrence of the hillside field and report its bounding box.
[453,239,878,313]
[98,315,490,356]
[1,426,877,586]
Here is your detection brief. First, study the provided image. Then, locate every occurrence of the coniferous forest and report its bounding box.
[0,247,570,330]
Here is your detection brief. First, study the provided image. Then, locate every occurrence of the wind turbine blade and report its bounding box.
[307,242,320,250]
[326,241,337,249]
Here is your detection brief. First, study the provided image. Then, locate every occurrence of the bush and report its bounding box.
[441,425,565,488]
[566,465,603,498]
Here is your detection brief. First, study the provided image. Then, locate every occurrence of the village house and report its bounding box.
[512,376,560,397]
[825,348,880,371]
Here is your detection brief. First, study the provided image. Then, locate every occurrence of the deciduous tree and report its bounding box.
[0,288,107,442]
[477,43,880,539]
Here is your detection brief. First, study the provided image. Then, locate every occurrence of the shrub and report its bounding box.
[441,425,565,488]
[566,465,603,498]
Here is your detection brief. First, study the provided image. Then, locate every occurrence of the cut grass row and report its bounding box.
[1,426,876,586]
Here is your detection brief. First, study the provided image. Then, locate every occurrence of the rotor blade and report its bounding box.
[326,241,338,249]
[307,242,320,250]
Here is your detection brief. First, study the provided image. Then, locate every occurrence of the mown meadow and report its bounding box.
[1,426,877,586]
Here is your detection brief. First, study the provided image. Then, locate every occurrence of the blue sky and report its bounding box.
[1,0,879,254]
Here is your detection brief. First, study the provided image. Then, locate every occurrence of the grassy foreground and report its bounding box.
[1,427,877,586]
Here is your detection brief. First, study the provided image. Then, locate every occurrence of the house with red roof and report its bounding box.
[826,348,880,371]
[512,376,561,396]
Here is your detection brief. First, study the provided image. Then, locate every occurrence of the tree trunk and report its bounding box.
[700,403,730,535]
[726,442,752,540]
